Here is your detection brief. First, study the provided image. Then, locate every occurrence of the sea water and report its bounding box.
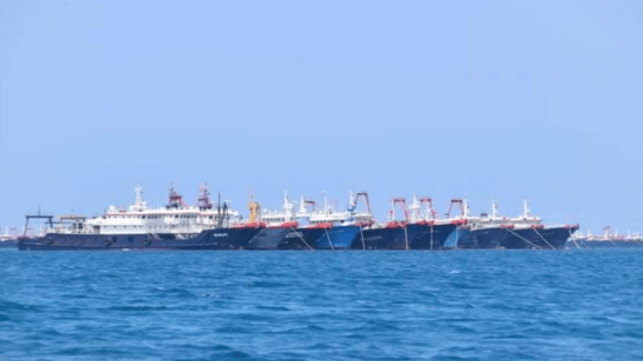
[1,249,642,360]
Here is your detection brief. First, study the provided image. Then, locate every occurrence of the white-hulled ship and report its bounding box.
[18,184,264,251]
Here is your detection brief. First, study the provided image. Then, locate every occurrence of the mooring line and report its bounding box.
[506,228,541,249]
[532,228,556,250]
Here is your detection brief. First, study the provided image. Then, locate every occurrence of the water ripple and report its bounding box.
[1,249,643,360]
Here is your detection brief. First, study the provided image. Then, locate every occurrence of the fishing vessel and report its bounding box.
[455,200,577,250]
[0,228,18,248]
[406,196,459,250]
[242,191,321,250]
[18,184,262,251]
[313,191,376,250]
[358,195,457,250]
[570,227,642,248]
[291,191,376,250]
[502,201,578,249]
[277,195,334,250]
[443,199,499,249]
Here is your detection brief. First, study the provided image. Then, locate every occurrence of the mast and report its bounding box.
[167,182,187,209]
[135,185,144,205]
[197,183,213,210]
[409,195,421,222]
[247,191,261,223]
[491,199,499,219]
[522,199,530,219]
[216,192,229,227]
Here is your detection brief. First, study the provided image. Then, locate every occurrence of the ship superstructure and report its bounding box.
[448,199,577,249]
[292,192,375,249]
[17,184,262,251]
[571,226,642,248]
[15,185,582,252]
[51,184,242,237]
[243,191,308,250]
[0,227,18,248]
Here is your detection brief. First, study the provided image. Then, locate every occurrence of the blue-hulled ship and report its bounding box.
[357,195,459,250]
[405,196,458,250]
[0,227,19,248]
[455,200,578,250]
[349,193,414,250]
[18,184,262,251]
[241,191,321,250]
[289,192,374,250]
[569,227,643,248]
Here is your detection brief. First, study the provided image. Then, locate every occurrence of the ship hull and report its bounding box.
[0,240,18,248]
[315,225,361,249]
[455,227,507,249]
[410,224,457,250]
[456,226,577,250]
[574,239,643,248]
[575,240,619,248]
[242,228,292,250]
[356,224,427,250]
[17,228,262,251]
[278,228,328,250]
[503,226,577,249]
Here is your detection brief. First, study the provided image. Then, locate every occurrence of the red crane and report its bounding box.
[446,198,465,219]
[353,191,373,216]
[419,197,439,220]
[351,191,374,227]
[303,198,316,212]
[387,198,409,228]
[445,198,469,226]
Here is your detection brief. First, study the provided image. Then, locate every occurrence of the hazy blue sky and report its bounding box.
[1,0,642,233]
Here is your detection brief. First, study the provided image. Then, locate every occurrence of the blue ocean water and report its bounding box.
[1,249,642,361]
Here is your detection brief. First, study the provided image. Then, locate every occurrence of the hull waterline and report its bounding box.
[17,228,262,251]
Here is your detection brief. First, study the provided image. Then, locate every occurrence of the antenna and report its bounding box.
[523,199,530,218]
[409,195,421,222]
[491,199,498,219]
[135,184,144,204]
[322,191,329,212]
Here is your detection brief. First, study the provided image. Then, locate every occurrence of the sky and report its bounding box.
[1,0,643,234]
